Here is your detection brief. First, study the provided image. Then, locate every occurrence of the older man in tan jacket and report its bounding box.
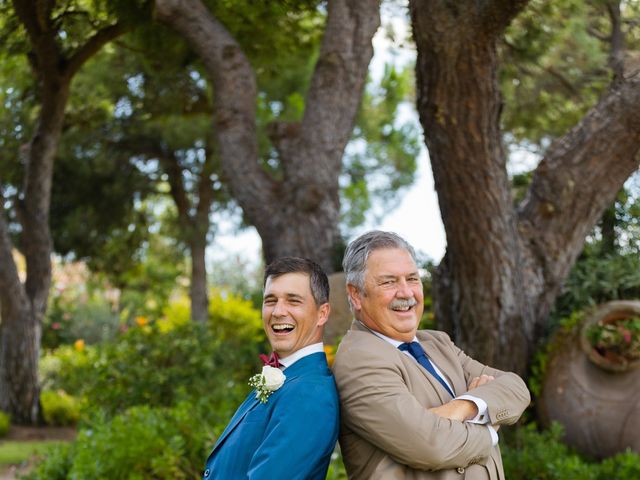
[333,231,530,479]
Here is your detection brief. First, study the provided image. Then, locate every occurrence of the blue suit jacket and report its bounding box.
[203,352,340,480]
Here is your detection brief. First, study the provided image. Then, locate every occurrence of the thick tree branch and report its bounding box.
[12,0,62,75]
[519,77,640,293]
[607,0,625,84]
[477,0,531,36]
[154,0,276,219]
[295,0,380,183]
[66,22,129,77]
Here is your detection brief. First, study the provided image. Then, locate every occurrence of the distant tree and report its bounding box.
[409,0,640,374]
[0,0,134,424]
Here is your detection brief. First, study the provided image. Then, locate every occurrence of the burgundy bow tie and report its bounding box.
[259,352,281,368]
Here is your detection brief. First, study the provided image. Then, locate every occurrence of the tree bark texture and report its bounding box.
[410,0,640,374]
[0,0,125,423]
[154,0,381,273]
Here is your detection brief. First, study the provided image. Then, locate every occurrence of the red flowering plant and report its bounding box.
[586,315,640,366]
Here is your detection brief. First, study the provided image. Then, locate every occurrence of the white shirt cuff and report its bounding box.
[456,394,489,424]
[486,425,499,446]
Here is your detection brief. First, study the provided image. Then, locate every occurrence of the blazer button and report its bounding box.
[204,468,210,478]
[457,467,465,474]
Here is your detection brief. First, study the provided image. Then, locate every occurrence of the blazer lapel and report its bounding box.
[418,333,459,397]
[210,393,261,455]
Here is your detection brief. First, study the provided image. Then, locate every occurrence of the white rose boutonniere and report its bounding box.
[249,366,286,403]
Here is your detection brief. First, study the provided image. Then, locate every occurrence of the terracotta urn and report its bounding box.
[538,300,640,459]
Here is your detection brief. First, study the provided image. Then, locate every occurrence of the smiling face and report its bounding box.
[262,272,330,358]
[347,247,424,342]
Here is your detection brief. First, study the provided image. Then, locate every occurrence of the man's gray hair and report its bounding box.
[342,231,418,307]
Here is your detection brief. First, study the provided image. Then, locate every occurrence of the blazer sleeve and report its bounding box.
[247,379,339,480]
[435,331,531,425]
[334,343,495,471]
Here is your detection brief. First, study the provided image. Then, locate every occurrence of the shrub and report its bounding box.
[40,390,81,426]
[29,402,218,480]
[208,288,264,343]
[0,410,10,437]
[502,422,640,479]
[43,299,264,417]
[553,253,640,323]
[22,443,73,480]
[39,344,96,392]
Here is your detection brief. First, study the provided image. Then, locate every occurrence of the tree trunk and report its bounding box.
[410,0,640,375]
[600,203,617,256]
[0,77,69,423]
[154,0,380,273]
[189,236,209,322]
[0,1,126,423]
[154,144,215,322]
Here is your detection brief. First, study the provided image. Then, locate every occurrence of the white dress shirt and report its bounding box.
[279,342,325,369]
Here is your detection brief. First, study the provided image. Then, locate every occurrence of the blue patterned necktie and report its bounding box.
[399,341,454,397]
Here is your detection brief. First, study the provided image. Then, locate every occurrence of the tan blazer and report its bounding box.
[332,321,530,479]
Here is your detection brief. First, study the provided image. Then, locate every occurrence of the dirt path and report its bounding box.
[0,426,77,480]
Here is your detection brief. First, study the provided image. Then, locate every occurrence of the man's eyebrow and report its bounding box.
[375,272,420,280]
[263,292,305,300]
[375,274,398,281]
[285,293,305,300]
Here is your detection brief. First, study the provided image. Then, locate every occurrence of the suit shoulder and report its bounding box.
[418,328,454,345]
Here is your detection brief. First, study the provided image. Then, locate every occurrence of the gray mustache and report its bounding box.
[389,298,418,309]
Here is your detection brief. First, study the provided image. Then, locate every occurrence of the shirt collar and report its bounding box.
[357,320,417,348]
[279,342,324,369]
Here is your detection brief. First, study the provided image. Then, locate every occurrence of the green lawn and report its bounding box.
[0,440,62,466]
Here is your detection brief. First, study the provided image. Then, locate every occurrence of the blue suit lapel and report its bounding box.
[210,393,261,455]
[209,352,329,457]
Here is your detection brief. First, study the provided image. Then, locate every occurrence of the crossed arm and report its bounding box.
[334,336,530,471]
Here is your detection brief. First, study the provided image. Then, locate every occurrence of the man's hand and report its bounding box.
[468,374,494,390]
[428,375,497,424]
[467,374,500,431]
[428,399,478,421]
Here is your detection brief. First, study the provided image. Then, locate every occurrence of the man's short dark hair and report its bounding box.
[264,257,330,305]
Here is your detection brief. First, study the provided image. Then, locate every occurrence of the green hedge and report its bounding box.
[28,402,216,480]
[502,422,640,479]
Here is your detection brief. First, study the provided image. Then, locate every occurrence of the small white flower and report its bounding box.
[249,366,286,403]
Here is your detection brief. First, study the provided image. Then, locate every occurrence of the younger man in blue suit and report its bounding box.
[202,257,340,479]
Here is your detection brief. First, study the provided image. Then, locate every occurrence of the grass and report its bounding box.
[0,440,62,466]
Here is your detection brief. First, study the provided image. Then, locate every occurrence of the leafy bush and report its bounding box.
[22,443,73,480]
[40,390,81,426]
[33,290,267,478]
[502,422,640,479]
[39,344,97,392]
[42,291,265,417]
[553,253,640,323]
[51,321,261,416]
[29,403,215,480]
[0,410,10,437]
[207,288,264,343]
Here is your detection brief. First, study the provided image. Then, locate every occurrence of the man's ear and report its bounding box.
[316,302,330,327]
[346,284,362,310]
